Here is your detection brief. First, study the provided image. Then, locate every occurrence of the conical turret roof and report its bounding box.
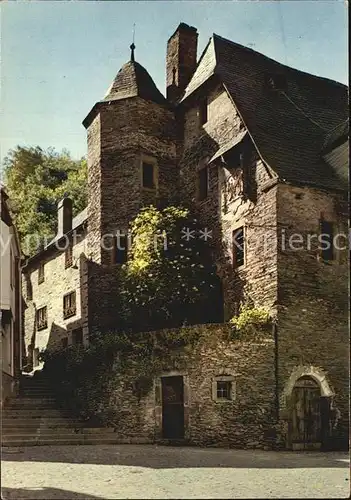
[103,60,167,106]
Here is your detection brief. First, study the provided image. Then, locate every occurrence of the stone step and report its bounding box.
[2,418,87,428]
[2,436,152,447]
[2,409,72,418]
[1,436,136,446]
[6,400,57,409]
[2,428,115,436]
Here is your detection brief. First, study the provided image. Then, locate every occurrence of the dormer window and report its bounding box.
[265,73,287,91]
[199,97,208,126]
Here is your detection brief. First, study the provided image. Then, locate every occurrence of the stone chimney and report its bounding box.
[166,23,198,103]
[57,197,73,236]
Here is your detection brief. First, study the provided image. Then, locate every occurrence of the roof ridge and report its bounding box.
[213,33,347,88]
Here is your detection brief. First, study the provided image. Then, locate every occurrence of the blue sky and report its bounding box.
[1,1,348,164]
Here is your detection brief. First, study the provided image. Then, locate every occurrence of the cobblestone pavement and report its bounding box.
[1,445,350,499]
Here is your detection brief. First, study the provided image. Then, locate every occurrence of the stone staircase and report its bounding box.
[1,372,122,446]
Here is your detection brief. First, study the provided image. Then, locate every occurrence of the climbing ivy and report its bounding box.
[229,305,271,339]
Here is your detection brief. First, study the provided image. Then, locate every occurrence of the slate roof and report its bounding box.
[83,60,168,128]
[103,60,168,105]
[322,118,349,153]
[181,34,349,191]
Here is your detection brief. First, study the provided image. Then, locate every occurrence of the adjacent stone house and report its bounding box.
[1,185,23,406]
[22,23,349,450]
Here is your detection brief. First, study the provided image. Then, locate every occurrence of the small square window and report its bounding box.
[216,381,232,400]
[65,244,73,268]
[63,291,76,319]
[198,166,209,201]
[37,306,47,331]
[38,262,45,284]
[142,162,156,189]
[233,227,245,268]
[199,97,208,125]
[72,328,83,345]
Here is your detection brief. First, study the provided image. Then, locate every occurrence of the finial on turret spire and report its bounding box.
[130,43,135,62]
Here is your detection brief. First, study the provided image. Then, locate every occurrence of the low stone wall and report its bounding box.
[104,323,277,449]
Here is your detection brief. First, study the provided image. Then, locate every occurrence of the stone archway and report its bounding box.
[281,366,335,450]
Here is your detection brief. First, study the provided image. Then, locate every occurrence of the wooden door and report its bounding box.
[291,376,321,450]
[161,376,184,439]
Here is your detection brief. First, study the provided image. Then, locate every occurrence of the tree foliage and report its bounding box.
[119,205,223,331]
[3,146,87,255]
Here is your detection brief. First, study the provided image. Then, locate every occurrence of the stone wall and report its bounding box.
[103,324,277,449]
[23,229,89,359]
[276,184,349,447]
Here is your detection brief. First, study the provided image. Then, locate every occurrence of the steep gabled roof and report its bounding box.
[103,60,168,106]
[181,34,348,191]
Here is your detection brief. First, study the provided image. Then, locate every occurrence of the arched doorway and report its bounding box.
[291,376,322,450]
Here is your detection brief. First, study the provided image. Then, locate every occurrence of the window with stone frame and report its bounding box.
[37,306,47,331]
[61,337,68,348]
[63,291,76,320]
[197,165,209,201]
[199,96,208,126]
[320,219,334,261]
[72,328,83,345]
[142,161,156,190]
[212,375,236,402]
[65,243,73,268]
[38,262,45,284]
[233,227,245,268]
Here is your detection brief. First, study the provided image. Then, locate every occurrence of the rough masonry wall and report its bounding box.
[104,324,277,449]
[86,96,177,334]
[276,184,349,445]
[23,230,89,357]
[180,84,279,318]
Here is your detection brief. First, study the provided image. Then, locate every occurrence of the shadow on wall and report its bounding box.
[1,486,102,500]
[1,445,349,469]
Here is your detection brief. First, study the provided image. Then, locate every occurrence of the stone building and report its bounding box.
[22,23,349,450]
[1,185,23,406]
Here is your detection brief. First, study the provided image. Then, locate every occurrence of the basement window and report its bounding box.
[37,306,48,331]
[63,291,76,319]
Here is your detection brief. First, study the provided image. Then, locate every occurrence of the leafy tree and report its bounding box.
[3,146,87,255]
[119,205,223,332]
